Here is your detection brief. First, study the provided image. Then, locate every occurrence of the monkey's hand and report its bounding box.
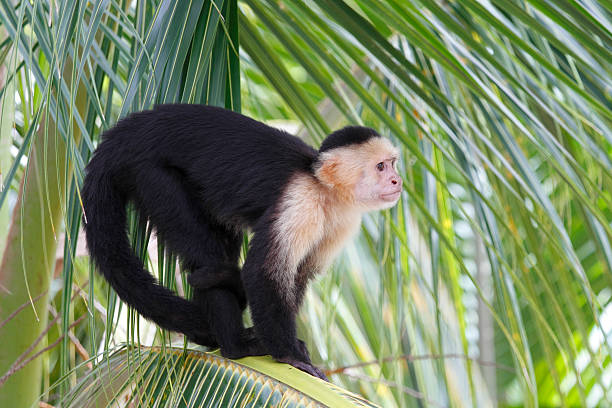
[278,357,329,381]
[296,339,311,363]
[277,357,329,381]
[242,330,326,379]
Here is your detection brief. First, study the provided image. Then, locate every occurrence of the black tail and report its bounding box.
[81,157,214,345]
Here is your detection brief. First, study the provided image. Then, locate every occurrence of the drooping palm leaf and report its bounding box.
[59,347,377,408]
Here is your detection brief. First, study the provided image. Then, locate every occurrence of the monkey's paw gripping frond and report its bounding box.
[61,346,379,408]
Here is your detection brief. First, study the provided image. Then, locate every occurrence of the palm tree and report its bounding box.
[0,0,610,406]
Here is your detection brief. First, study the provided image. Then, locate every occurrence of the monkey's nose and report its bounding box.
[391,177,401,187]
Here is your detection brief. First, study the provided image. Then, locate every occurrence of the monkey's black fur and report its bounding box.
[82,104,379,378]
[319,125,380,152]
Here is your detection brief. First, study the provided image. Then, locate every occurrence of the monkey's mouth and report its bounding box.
[380,190,402,201]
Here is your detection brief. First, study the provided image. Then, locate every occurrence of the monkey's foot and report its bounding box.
[220,343,267,359]
[186,330,218,348]
[242,326,258,342]
[277,357,329,381]
[219,329,268,359]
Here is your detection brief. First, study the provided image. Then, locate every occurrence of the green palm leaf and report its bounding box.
[60,347,377,408]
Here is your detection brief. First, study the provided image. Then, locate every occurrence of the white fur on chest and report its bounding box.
[271,173,362,287]
[312,203,361,273]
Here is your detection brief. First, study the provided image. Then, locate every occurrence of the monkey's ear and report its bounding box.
[314,153,341,188]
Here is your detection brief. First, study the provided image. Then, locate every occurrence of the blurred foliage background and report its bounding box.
[0,0,610,407]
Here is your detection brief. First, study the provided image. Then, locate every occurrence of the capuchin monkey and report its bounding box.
[82,104,401,380]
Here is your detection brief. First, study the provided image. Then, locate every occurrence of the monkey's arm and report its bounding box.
[242,209,327,380]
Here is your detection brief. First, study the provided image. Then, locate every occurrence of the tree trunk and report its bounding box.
[0,116,68,407]
[0,55,85,404]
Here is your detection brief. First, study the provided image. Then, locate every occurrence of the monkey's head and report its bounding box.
[315,127,402,211]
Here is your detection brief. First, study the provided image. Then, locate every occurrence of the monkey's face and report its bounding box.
[316,137,402,211]
[353,138,402,210]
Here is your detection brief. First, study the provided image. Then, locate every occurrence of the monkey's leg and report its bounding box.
[187,228,266,358]
[188,263,247,309]
[131,166,248,349]
[185,264,260,351]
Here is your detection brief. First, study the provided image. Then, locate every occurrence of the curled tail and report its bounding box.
[81,158,214,345]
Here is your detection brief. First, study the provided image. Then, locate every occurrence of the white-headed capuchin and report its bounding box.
[82,104,401,380]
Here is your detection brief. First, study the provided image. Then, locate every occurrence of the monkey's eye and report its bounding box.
[376,162,385,171]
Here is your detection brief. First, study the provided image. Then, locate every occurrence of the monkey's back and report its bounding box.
[91,104,318,228]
